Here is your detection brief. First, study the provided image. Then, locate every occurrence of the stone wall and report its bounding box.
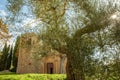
[16,33,67,74]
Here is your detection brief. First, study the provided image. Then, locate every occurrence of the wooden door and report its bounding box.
[47,63,54,74]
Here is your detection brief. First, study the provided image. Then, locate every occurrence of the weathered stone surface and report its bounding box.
[16,33,67,74]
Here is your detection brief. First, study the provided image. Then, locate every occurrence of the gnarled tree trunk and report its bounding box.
[66,54,85,80]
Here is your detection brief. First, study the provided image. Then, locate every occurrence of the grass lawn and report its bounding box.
[0,73,66,80]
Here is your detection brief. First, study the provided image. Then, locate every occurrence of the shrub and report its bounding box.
[0,74,66,80]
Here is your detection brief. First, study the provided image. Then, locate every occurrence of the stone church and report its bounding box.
[16,33,67,74]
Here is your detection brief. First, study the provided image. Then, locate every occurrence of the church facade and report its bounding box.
[16,33,67,74]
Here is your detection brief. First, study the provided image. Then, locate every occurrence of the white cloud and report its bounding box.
[22,18,42,28]
[0,10,7,16]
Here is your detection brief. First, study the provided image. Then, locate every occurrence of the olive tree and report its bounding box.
[6,0,120,80]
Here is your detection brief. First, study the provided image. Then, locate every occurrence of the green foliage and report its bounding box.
[0,19,9,40]
[31,0,66,25]
[5,47,12,70]
[41,26,69,51]
[0,37,19,72]
[5,0,120,80]
[10,37,20,72]
[0,44,10,71]
[0,74,66,80]
[7,0,24,16]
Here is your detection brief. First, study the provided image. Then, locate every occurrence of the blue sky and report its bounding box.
[0,0,119,46]
[0,0,8,48]
[0,0,7,9]
[0,0,8,18]
[0,0,28,46]
[0,0,42,47]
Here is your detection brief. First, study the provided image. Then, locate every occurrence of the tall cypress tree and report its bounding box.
[0,44,9,71]
[5,46,13,70]
[11,36,20,72]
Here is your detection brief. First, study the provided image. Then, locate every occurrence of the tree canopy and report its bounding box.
[0,0,119,80]
[0,19,9,39]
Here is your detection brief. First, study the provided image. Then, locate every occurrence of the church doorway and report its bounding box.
[47,63,54,74]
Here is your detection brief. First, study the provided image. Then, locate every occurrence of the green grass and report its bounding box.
[0,74,66,80]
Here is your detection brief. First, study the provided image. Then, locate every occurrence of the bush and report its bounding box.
[0,74,66,80]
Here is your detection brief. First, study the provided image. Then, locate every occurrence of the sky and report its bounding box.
[0,0,8,19]
[0,0,41,47]
[0,0,14,46]
[0,0,82,50]
[0,0,9,48]
[0,0,75,46]
[0,0,7,10]
[0,0,119,44]
[0,0,56,51]
[0,0,31,48]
